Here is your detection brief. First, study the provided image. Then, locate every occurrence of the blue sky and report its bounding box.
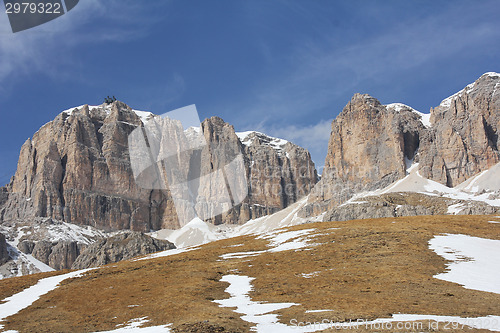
[0,0,499,185]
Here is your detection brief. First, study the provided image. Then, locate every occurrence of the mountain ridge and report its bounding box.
[0,72,499,278]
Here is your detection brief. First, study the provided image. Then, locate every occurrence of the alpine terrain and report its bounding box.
[0,72,499,333]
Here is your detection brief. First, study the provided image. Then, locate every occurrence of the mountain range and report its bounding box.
[0,72,499,283]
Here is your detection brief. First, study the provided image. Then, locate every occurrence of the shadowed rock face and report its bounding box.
[0,233,10,266]
[4,102,317,231]
[17,233,174,270]
[419,73,500,187]
[71,232,175,269]
[30,240,83,271]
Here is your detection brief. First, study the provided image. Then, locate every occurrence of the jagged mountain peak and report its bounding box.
[304,72,499,217]
[4,101,318,232]
[438,71,500,109]
[59,101,155,125]
[236,131,291,151]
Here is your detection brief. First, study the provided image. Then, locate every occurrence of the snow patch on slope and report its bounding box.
[385,103,431,128]
[429,234,500,294]
[94,317,172,332]
[60,104,155,124]
[214,275,305,332]
[438,72,499,109]
[377,164,500,207]
[220,228,318,260]
[456,162,500,193]
[236,131,290,152]
[0,269,92,327]
[151,218,228,248]
[215,275,500,332]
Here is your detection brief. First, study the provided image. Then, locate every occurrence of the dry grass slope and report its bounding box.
[0,215,499,332]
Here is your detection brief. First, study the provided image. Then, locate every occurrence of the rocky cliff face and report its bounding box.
[419,72,500,186]
[4,102,317,232]
[29,240,83,270]
[237,131,318,218]
[304,94,426,215]
[0,233,9,266]
[303,72,500,218]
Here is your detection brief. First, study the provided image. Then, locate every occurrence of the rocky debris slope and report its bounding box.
[71,232,175,269]
[0,218,176,276]
[323,192,500,222]
[3,102,317,232]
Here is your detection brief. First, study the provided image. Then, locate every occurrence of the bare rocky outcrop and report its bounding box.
[419,72,500,186]
[71,232,175,269]
[29,240,84,270]
[302,72,500,221]
[237,131,318,220]
[303,94,426,215]
[4,102,317,232]
[1,102,318,275]
[322,192,500,222]
[0,233,10,266]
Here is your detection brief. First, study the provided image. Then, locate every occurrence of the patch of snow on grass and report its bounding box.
[214,275,500,332]
[214,267,500,332]
[304,309,334,313]
[300,271,321,279]
[220,250,268,260]
[0,269,92,324]
[260,229,316,253]
[429,234,500,294]
[214,275,310,332]
[95,317,172,332]
[135,247,197,261]
[221,228,318,261]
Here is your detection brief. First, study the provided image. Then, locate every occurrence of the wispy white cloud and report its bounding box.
[0,0,164,87]
[224,2,499,170]
[229,1,500,126]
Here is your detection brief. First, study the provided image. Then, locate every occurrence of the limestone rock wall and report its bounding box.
[419,73,500,186]
[5,102,318,231]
